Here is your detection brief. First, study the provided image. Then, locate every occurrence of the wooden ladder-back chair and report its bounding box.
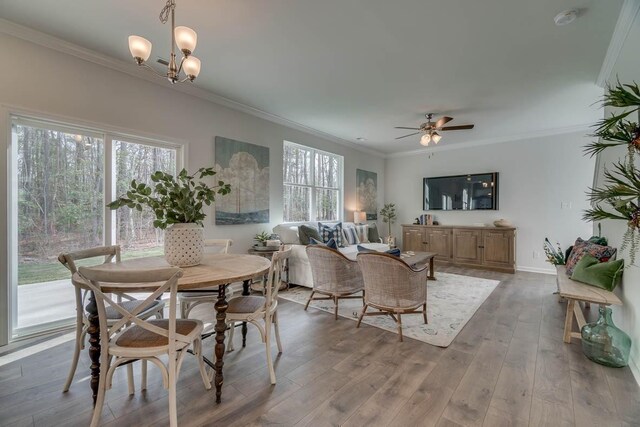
[356,252,428,342]
[225,245,292,384]
[78,265,211,427]
[305,245,365,319]
[178,239,233,319]
[58,245,165,393]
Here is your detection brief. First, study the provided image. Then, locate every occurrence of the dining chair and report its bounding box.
[225,246,292,384]
[178,239,233,319]
[78,265,211,427]
[356,252,428,342]
[58,245,165,393]
[305,245,365,319]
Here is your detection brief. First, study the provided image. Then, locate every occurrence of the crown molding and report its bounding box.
[0,18,386,159]
[385,123,592,158]
[596,0,640,88]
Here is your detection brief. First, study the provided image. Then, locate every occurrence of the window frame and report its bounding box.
[5,111,185,340]
[282,140,344,223]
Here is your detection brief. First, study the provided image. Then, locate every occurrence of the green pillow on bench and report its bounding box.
[570,254,624,291]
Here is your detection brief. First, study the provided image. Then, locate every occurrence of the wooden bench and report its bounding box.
[556,265,622,343]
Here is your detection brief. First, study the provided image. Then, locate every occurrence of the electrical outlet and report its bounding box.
[561,201,573,209]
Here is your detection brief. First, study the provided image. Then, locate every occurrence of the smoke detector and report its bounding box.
[554,9,578,26]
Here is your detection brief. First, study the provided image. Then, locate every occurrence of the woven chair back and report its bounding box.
[78,266,185,352]
[306,245,364,294]
[356,252,427,310]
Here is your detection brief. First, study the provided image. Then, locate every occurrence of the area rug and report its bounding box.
[279,273,500,347]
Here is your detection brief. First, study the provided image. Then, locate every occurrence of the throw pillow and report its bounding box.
[565,238,617,276]
[319,222,344,247]
[571,255,624,291]
[298,224,322,245]
[310,237,338,249]
[356,244,401,257]
[588,236,608,246]
[342,226,360,245]
[368,223,380,243]
[354,224,370,243]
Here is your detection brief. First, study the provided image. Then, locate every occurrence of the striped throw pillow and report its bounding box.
[342,227,360,245]
[354,224,369,243]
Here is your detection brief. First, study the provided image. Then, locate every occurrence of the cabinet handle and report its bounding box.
[478,245,484,249]
[423,242,429,245]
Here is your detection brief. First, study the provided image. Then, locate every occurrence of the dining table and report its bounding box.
[73,253,272,405]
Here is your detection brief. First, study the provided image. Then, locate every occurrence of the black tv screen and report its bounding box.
[423,173,499,211]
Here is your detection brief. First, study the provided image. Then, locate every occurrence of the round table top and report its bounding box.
[72,253,271,292]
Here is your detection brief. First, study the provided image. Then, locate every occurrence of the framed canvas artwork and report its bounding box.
[356,169,377,220]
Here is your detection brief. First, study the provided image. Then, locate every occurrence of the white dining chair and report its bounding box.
[78,265,211,427]
[225,246,292,384]
[58,246,165,393]
[178,239,233,319]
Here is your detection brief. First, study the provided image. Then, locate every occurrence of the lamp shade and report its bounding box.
[432,132,442,144]
[354,211,367,224]
[420,134,431,146]
[175,26,197,54]
[183,56,201,79]
[128,36,152,62]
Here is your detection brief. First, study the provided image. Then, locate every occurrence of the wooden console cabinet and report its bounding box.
[401,224,516,273]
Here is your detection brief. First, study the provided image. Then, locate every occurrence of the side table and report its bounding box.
[246,247,289,293]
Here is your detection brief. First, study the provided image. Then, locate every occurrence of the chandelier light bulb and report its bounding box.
[420,134,431,146]
[175,26,197,55]
[432,132,442,144]
[183,56,201,80]
[128,36,152,63]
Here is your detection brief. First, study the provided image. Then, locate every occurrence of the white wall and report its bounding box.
[384,132,595,273]
[0,33,384,344]
[593,10,640,381]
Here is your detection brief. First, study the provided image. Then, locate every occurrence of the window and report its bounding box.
[9,116,182,338]
[283,141,343,222]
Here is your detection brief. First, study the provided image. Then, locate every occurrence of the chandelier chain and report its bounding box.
[159,0,176,24]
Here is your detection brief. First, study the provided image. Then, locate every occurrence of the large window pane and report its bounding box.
[14,122,104,331]
[314,152,339,189]
[283,185,310,222]
[283,144,311,185]
[114,140,176,255]
[315,189,339,221]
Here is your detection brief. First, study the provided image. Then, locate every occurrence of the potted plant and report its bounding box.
[108,167,231,267]
[254,231,270,247]
[380,203,397,246]
[583,81,640,264]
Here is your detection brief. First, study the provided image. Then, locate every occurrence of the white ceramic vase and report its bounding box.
[164,223,204,267]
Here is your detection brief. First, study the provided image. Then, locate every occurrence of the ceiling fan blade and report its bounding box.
[435,116,453,128]
[395,132,421,140]
[441,124,475,131]
[394,126,420,130]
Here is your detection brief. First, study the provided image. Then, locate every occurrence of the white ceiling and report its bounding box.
[0,0,623,154]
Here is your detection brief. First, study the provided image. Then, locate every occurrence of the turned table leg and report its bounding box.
[214,284,229,403]
[427,257,436,280]
[86,292,101,405]
[242,279,250,347]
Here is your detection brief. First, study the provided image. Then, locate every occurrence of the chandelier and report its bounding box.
[128,0,201,84]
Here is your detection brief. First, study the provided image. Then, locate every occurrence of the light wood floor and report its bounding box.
[1,266,639,426]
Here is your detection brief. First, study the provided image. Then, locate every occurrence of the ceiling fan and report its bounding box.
[395,113,475,146]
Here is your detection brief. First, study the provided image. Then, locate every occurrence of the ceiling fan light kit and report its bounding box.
[128,0,201,84]
[395,113,474,147]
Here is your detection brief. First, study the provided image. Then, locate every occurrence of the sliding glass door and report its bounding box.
[9,116,181,339]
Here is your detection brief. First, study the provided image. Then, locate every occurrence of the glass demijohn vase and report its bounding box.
[581,306,631,368]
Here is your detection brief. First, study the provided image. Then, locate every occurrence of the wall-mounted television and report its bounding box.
[423,172,499,211]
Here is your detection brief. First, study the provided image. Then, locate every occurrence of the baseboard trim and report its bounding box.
[516,266,557,275]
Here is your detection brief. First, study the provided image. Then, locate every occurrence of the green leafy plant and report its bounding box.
[543,238,565,265]
[584,80,640,159]
[107,167,231,229]
[254,231,270,246]
[380,203,397,237]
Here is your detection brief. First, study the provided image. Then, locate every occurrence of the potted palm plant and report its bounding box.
[108,167,231,267]
[380,203,397,246]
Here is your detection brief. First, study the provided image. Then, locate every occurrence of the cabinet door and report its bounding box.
[453,229,482,264]
[402,227,425,252]
[483,230,514,268]
[425,229,452,259]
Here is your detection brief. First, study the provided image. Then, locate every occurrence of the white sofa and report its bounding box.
[272,222,390,288]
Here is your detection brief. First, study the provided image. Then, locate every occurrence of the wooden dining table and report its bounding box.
[74,253,271,405]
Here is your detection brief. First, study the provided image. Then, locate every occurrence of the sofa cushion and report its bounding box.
[356,244,400,257]
[368,223,380,243]
[571,255,624,291]
[298,224,322,245]
[319,222,344,247]
[354,224,369,243]
[273,224,301,244]
[342,226,360,245]
[565,238,617,276]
